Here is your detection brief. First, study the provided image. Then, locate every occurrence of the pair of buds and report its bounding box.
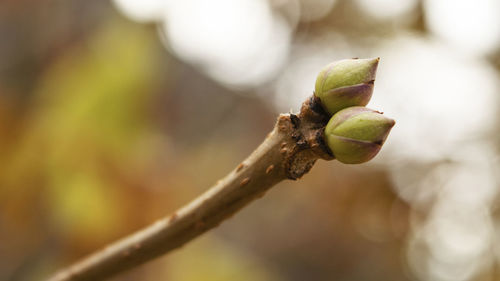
[314,58,395,164]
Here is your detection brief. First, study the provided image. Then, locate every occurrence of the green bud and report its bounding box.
[314,58,379,115]
[324,106,395,164]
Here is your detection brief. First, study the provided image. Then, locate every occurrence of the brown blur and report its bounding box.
[1,1,499,281]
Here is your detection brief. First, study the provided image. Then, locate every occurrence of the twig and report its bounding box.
[47,96,334,281]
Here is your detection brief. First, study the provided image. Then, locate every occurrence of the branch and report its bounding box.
[47,96,334,281]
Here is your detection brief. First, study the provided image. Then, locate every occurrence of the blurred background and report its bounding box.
[1,0,500,280]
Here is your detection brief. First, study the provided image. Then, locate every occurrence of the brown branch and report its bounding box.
[47,96,334,281]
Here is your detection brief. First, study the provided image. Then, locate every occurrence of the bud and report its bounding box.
[314,58,379,115]
[324,106,395,164]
